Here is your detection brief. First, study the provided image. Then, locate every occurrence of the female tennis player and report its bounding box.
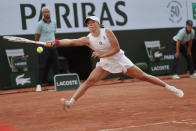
[46,16,184,111]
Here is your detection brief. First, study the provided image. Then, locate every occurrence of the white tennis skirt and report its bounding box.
[96,50,134,73]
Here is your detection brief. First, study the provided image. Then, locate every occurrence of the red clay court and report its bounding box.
[0,75,196,131]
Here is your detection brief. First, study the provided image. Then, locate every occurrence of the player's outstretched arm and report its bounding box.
[46,37,89,47]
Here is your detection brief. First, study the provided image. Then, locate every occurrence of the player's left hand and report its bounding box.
[91,51,101,58]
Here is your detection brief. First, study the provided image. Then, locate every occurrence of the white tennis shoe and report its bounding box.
[173,88,184,98]
[190,73,196,78]
[166,85,184,98]
[60,98,71,111]
[36,84,42,92]
[172,74,180,79]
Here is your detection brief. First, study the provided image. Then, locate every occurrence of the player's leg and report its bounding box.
[73,66,110,100]
[124,65,184,98]
[171,40,180,79]
[124,65,166,87]
[51,47,60,74]
[181,45,196,77]
[36,47,49,91]
[61,66,110,110]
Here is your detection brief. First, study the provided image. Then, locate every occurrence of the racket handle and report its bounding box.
[35,41,46,46]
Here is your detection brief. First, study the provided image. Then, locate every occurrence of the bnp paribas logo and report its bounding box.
[167,1,183,23]
[192,3,196,20]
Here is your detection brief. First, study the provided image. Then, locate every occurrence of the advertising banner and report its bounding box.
[187,0,196,20]
[54,73,80,91]
[149,61,171,75]
[10,72,35,87]
[0,0,192,36]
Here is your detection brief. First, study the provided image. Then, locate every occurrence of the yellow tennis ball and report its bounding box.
[37,46,43,53]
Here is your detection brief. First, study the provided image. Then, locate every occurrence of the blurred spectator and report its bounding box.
[35,7,59,91]
[171,20,196,79]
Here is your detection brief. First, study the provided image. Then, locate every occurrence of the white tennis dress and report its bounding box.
[87,28,134,73]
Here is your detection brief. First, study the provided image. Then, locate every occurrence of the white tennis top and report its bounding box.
[87,28,134,73]
[88,28,113,54]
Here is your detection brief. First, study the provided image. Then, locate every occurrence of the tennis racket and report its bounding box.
[3,36,46,46]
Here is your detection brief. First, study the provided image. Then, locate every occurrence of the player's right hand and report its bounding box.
[46,41,55,47]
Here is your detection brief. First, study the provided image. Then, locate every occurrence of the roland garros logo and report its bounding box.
[167,0,183,23]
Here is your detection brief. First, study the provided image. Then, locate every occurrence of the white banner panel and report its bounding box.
[0,0,192,35]
[187,0,196,24]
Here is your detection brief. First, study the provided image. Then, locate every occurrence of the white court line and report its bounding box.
[98,121,173,131]
[173,121,196,125]
[181,119,193,122]
[172,119,196,125]
[98,119,195,131]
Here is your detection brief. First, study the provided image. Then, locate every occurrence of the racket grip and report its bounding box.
[35,41,46,45]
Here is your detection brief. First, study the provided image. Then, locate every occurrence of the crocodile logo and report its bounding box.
[16,74,31,85]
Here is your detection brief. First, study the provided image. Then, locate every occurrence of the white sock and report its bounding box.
[68,98,75,105]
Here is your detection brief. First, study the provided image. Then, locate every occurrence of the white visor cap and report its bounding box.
[85,16,100,24]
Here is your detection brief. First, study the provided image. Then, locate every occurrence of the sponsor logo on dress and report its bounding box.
[99,41,103,45]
